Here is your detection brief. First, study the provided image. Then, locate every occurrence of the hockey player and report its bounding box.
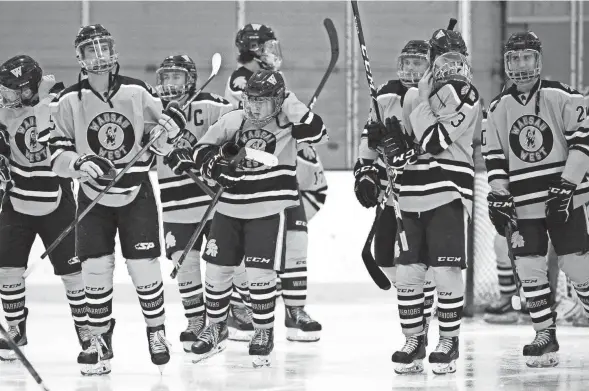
[47,24,186,375]
[0,55,89,361]
[153,54,234,351]
[354,39,437,347]
[387,28,479,375]
[483,31,589,368]
[190,70,327,367]
[224,24,323,342]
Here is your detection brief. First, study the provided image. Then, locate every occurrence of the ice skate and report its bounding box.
[285,306,322,342]
[391,333,426,374]
[249,328,274,368]
[180,313,206,352]
[147,324,172,373]
[78,319,115,376]
[483,295,519,324]
[0,308,28,361]
[191,321,228,363]
[523,326,559,368]
[227,303,254,342]
[429,336,459,375]
[75,324,92,350]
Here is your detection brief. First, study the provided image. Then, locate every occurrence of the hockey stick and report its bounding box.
[505,221,524,311]
[308,18,339,110]
[447,18,458,30]
[351,0,407,290]
[41,53,223,259]
[0,323,51,391]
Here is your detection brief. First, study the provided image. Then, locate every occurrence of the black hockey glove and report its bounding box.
[365,121,387,151]
[0,155,11,183]
[487,192,517,237]
[545,178,576,224]
[0,127,10,157]
[353,159,380,208]
[164,147,198,175]
[201,142,245,189]
[73,154,116,180]
[382,117,417,169]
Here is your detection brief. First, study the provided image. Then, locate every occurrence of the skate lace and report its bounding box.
[532,329,552,346]
[2,325,20,341]
[251,329,270,346]
[186,315,205,334]
[87,335,108,360]
[198,323,222,345]
[232,305,253,324]
[149,330,172,354]
[77,326,91,342]
[434,337,454,354]
[401,336,420,353]
[290,307,313,324]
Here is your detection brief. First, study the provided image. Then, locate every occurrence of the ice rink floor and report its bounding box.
[2,285,589,391]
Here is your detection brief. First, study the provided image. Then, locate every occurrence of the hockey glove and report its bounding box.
[73,154,116,180]
[201,142,245,189]
[382,117,417,169]
[353,159,380,208]
[487,192,517,236]
[164,147,198,175]
[365,121,387,151]
[546,178,576,224]
[0,155,11,183]
[158,101,187,143]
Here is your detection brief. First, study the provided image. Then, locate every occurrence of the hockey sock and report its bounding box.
[83,255,115,335]
[572,281,589,316]
[247,268,277,329]
[396,264,427,336]
[232,261,250,307]
[423,277,436,330]
[279,230,308,307]
[433,267,464,337]
[173,250,205,320]
[0,267,26,326]
[205,264,234,323]
[559,253,589,317]
[515,256,553,330]
[61,271,87,328]
[494,235,517,297]
[126,258,165,327]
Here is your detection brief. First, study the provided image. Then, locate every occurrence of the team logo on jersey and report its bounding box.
[232,76,247,90]
[235,129,277,168]
[15,116,48,163]
[87,112,135,162]
[509,115,553,163]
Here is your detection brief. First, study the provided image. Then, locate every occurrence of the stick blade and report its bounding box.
[323,18,340,57]
[211,53,222,75]
[244,147,278,167]
[361,247,392,291]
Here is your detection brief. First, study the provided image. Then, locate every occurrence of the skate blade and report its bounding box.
[286,328,321,342]
[394,359,424,374]
[483,313,519,325]
[228,327,254,342]
[252,354,272,368]
[431,360,456,375]
[0,346,25,362]
[525,352,559,368]
[191,341,226,363]
[157,364,166,375]
[80,359,111,376]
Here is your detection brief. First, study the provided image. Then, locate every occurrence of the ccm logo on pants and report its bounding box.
[246,256,271,264]
[135,242,155,250]
[437,257,462,262]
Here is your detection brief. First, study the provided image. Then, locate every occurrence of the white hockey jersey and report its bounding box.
[296,144,327,220]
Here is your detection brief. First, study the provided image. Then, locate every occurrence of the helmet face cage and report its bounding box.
[504,49,542,85]
[259,40,283,70]
[155,66,195,100]
[243,71,286,127]
[432,52,472,88]
[76,36,118,74]
[397,53,429,87]
[0,84,23,108]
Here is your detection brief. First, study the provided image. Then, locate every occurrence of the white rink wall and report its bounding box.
[24,171,377,287]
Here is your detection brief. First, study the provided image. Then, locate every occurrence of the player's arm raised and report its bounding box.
[285,92,328,145]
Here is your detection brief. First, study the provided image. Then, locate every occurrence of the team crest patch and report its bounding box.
[15,116,47,163]
[87,112,135,161]
[232,76,247,90]
[509,115,553,163]
[236,129,277,168]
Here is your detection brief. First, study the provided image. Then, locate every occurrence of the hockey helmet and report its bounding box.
[155,54,197,100]
[243,70,286,127]
[235,23,282,70]
[431,51,472,90]
[429,28,468,64]
[0,55,43,108]
[75,24,118,74]
[397,40,430,87]
[503,31,542,85]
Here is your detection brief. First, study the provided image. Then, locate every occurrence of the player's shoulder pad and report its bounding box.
[53,80,85,103]
[229,67,254,92]
[297,144,318,164]
[436,80,480,108]
[377,79,407,98]
[118,75,160,98]
[488,87,512,113]
[217,108,245,127]
[194,92,232,106]
[540,79,582,97]
[49,82,65,96]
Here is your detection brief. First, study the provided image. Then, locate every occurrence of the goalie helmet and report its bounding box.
[243,70,286,127]
[155,54,197,100]
[397,40,430,88]
[429,28,468,64]
[235,23,282,70]
[0,55,43,108]
[504,31,542,85]
[431,51,472,90]
[74,24,118,74]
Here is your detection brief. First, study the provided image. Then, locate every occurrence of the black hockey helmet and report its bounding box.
[74,24,118,74]
[155,54,197,100]
[235,23,282,70]
[397,40,430,87]
[429,28,468,64]
[503,31,542,85]
[0,55,43,108]
[243,70,286,126]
